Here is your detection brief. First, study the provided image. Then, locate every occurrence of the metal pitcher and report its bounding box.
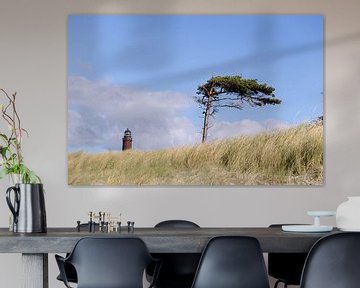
[6,183,47,233]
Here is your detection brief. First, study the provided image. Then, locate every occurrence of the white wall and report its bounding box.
[1,0,360,287]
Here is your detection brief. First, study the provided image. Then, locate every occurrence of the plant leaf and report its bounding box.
[0,168,9,179]
[0,133,8,141]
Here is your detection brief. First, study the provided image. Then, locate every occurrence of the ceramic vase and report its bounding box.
[9,173,22,185]
[336,197,360,231]
[6,183,47,233]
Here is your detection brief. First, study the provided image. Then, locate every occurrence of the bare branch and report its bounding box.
[215,104,243,109]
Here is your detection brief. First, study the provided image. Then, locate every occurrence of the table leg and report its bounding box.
[22,253,48,288]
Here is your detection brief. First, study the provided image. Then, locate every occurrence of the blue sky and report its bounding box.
[68,15,323,152]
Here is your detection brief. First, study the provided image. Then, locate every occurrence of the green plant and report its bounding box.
[0,88,41,183]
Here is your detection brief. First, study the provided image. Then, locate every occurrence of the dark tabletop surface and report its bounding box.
[0,227,340,253]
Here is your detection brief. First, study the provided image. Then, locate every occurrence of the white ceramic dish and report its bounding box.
[307,211,336,217]
[282,225,333,232]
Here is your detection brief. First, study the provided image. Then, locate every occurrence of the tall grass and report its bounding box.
[68,123,323,185]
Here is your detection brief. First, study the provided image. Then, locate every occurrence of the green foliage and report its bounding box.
[0,163,41,184]
[0,88,41,184]
[196,75,281,109]
[195,75,281,142]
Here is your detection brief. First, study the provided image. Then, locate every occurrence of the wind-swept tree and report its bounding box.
[196,75,281,143]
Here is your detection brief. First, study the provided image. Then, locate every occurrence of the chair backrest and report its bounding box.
[191,236,270,288]
[66,237,154,288]
[155,219,200,228]
[268,224,308,285]
[300,232,360,288]
[150,220,201,287]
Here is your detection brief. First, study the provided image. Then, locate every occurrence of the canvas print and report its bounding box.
[68,15,323,185]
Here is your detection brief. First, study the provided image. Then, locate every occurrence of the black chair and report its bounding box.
[56,262,77,284]
[147,220,201,288]
[268,224,308,288]
[56,223,99,284]
[300,232,360,288]
[55,237,160,288]
[191,236,270,288]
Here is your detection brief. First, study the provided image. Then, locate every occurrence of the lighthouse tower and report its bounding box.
[122,128,132,151]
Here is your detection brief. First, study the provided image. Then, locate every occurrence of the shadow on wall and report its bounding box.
[138,30,360,88]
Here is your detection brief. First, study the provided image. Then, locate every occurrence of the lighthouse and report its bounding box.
[122,128,132,151]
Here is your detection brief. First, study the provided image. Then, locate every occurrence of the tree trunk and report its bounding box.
[201,93,213,143]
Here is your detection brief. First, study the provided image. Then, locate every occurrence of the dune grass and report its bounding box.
[68,123,323,185]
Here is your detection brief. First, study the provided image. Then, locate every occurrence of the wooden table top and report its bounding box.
[0,227,340,253]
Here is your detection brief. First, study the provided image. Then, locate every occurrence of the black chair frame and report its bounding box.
[191,236,270,288]
[56,237,161,288]
[300,232,360,288]
[147,220,201,288]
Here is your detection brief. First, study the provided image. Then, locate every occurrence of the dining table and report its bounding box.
[0,226,340,288]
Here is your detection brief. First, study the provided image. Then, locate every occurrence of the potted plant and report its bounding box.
[0,88,46,233]
[0,89,40,183]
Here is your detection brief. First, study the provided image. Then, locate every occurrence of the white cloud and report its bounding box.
[68,76,198,152]
[68,76,290,152]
